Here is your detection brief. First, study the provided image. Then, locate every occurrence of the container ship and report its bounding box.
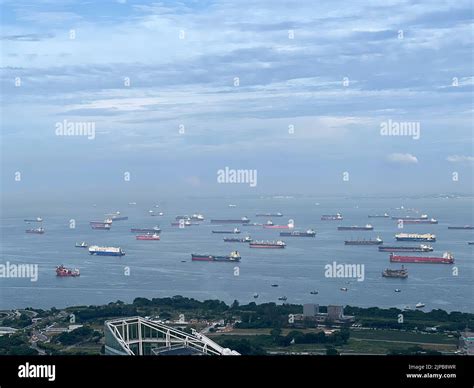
[212,228,240,234]
[448,225,474,230]
[136,233,160,240]
[249,240,286,249]
[130,226,161,233]
[368,213,389,218]
[382,266,408,278]
[191,251,241,262]
[390,252,454,264]
[398,218,438,224]
[379,244,433,252]
[321,213,343,221]
[56,265,80,277]
[224,236,252,243]
[391,214,428,220]
[344,237,383,245]
[280,229,316,237]
[26,227,44,234]
[210,217,250,224]
[24,217,43,222]
[395,233,436,242]
[338,224,374,231]
[88,246,125,256]
[256,212,283,217]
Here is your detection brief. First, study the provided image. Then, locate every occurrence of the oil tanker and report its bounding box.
[280,229,316,237]
[249,240,286,249]
[344,237,383,245]
[395,233,436,242]
[390,252,454,264]
[379,244,433,252]
[88,246,125,256]
[210,217,250,224]
[191,251,241,262]
[56,265,80,277]
[338,224,373,231]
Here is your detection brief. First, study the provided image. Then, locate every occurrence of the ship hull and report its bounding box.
[379,246,432,252]
[249,244,285,249]
[280,232,315,237]
[212,231,240,234]
[130,228,161,233]
[395,237,436,242]
[263,225,290,229]
[338,227,373,231]
[345,241,382,245]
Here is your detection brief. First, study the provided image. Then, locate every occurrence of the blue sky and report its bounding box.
[1,0,473,198]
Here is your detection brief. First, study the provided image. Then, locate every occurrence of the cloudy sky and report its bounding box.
[1,0,473,198]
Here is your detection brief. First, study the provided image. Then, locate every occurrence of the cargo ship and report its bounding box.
[56,265,80,277]
[88,246,125,256]
[105,212,128,221]
[130,226,161,233]
[344,236,383,245]
[175,215,190,221]
[26,227,44,234]
[224,236,252,243]
[338,224,374,231]
[171,220,192,227]
[212,228,240,234]
[390,251,454,264]
[91,223,111,230]
[136,233,160,240]
[191,251,241,262]
[391,214,428,220]
[382,266,408,278]
[280,229,316,237]
[263,223,293,229]
[395,233,436,242]
[75,242,88,248]
[321,213,343,221]
[24,217,43,222]
[378,244,433,252]
[448,225,474,230]
[256,212,283,217]
[210,217,250,224]
[398,218,438,224]
[249,240,286,249]
[368,213,389,218]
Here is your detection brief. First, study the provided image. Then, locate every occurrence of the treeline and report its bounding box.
[54,326,102,346]
[0,334,36,355]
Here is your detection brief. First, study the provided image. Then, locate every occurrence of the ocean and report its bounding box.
[0,195,473,312]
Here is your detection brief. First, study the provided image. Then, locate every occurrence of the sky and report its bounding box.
[0,0,473,200]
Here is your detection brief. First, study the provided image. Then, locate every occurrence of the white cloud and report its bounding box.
[387,153,419,164]
[446,155,474,163]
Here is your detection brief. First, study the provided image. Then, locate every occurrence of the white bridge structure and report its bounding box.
[105,316,239,356]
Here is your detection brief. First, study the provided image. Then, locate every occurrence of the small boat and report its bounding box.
[158,212,164,216]
[271,284,279,287]
[340,287,348,292]
[228,204,237,208]
[394,289,401,293]
[56,265,80,277]
[75,242,88,248]
[415,302,425,309]
[253,293,259,299]
[128,202,137,205]
[310,290,319,295]
[278,296,287,301]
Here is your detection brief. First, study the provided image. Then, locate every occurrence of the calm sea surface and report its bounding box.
[1,196,473,312]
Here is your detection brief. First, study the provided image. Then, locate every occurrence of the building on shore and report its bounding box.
[295,304,354,324]
[458,331,474,355]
